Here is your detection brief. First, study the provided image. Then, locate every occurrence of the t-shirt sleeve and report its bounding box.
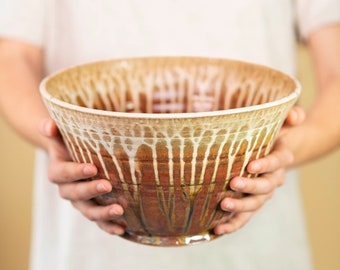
[296,0,340,41]
[0,0,45,47]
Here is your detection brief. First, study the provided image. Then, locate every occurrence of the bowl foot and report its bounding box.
[120,230,220,247]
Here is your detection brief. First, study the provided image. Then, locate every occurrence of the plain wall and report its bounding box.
[0,44,339,270]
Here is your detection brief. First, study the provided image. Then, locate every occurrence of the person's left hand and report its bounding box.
[214,106,305,235]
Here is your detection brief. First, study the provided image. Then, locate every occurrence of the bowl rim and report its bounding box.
[39,56,301,119]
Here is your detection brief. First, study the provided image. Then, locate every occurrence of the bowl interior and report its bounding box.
[43,57,298,114]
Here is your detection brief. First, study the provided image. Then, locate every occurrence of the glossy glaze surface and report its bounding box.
[40,57,300,246]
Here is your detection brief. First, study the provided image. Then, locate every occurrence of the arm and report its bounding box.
[0,39,47,148]
[215,23,340,234]
[15,25,338,236]
[0,39,124,235]
[288,23,340,164]
[256,24,340,168]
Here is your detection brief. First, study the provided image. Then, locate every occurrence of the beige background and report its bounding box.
[0,45,339,270]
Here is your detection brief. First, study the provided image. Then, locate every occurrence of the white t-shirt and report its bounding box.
[1,1,339,269]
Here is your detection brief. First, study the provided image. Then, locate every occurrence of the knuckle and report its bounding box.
[70,200,78,209]
[277,173,286,187]
[286,152,294,166]
[86,211,97,221]
[253,195,265,209]
[267,191,274,199]
[58,187,68,200]
[265,180,275,193]
[280,177,286,186]
[47,168,58,183]
[96,221,106,232]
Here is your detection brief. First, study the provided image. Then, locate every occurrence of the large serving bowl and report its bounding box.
[40,56,300,246]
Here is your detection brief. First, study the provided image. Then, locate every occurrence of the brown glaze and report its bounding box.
[40,56,300,246]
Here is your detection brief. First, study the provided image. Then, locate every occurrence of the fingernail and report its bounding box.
[83,165,95,176]
[215,226,228,235]
[235,180,246,189]
[223,200,234,210]
[109,208,117,216]
[97,183,108,192]
[249,162,261,172]
[110,207,123,216]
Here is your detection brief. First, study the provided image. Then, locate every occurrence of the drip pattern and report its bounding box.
[41,57,299,246]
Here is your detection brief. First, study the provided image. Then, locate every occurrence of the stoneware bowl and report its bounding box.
[40,56,300,247]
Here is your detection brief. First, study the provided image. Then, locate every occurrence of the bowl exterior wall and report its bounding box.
[42,99,295,240]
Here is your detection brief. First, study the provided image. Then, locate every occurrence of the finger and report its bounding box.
[39,118,72,161]
[71,200,124,221]
[39,118,60,137]
[39,118,65,150]
[221,193,272,212]
[58,179,112,201]
[247,143,293,174]
[284,106,305,126]
[214,212,253,235]
[96,220,126,235]
[48,160,97,183]
[229,175,276,195]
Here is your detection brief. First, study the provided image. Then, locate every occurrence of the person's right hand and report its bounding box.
[39,118,126,235]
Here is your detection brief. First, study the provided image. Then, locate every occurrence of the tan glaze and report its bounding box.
[40,56,300,246]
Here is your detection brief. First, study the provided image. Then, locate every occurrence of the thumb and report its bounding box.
[284,106,306,127]
[38,118,71,161]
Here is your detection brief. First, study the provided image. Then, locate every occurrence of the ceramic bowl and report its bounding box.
[40,56,300,246]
